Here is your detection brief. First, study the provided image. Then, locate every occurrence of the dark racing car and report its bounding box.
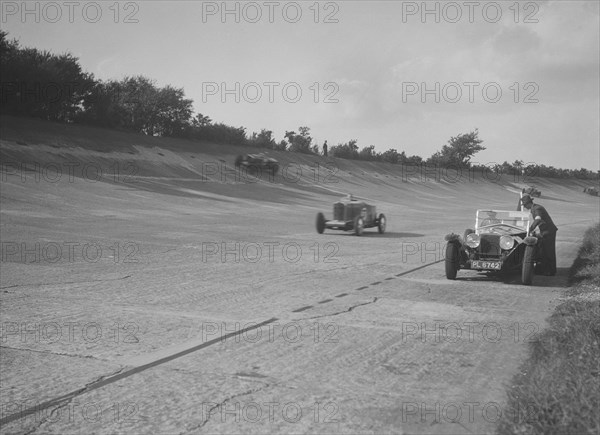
[316,195,386,236]
[444,209,539,285]
[235,153,279,176]
[583,186,599,196]
[522,186,541,198]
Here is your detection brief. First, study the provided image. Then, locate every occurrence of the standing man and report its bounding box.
[323,140,328,157]
[521,194,558,276]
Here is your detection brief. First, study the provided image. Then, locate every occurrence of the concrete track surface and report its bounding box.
[1,117,599,434]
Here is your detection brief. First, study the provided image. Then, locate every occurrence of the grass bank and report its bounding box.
[497,223,600,434]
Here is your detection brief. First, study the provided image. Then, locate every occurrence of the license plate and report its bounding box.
[472,260,502,270]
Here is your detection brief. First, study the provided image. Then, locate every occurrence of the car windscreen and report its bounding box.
[476,210,530,234]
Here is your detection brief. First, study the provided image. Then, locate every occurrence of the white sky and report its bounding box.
[2,1,599,170]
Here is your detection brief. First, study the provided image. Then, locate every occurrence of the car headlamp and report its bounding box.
[500,236,515,250]
[465,233,480,248]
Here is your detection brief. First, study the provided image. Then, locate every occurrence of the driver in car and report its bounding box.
[481,211,501,226]
[521,194,558,276]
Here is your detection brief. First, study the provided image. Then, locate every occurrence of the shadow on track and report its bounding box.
[452,267,570,288]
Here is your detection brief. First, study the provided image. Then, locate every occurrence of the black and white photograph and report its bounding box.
[1,1,599,434]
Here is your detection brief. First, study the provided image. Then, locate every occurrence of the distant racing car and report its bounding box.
[522,186,541,198]
[444,209,539,285]
[583,186,599,196]
[235,153,279,175]
[316,195,386,236]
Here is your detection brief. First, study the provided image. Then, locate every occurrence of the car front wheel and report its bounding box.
[521,245,535,285]
[445,242,459,280]
[354,216,364,236]
[377,213,386,234]
[316,213,326,234]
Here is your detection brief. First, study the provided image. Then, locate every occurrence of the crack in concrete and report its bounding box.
[0,275,131,289]
[0,318,276,427]
[17,367,127,435]
[182,382,272,434]
[302,297,379,320]
[0,345,107,361]
[0,284,19,290]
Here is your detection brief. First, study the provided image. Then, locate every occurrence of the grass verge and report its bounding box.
[497,223,600,435]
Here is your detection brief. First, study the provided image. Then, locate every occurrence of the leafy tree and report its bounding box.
[209,123,247,145]
[428,129,485,166]
[79,76,192,136]
[153,85,193,136]
[77,80,126,128]
[274,140,288,151]
[330,139,359,159]
[1,31,93,121]
[249,129,277,148]
[285,126,313,153]
[192,113,212,128]
[358,145,376,160]
[404,154,423,165]
[380,148,401,164]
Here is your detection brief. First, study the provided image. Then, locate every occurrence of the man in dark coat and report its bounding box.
[521,194,558,275]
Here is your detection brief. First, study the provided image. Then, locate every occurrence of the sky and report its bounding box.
[2,0,599,170]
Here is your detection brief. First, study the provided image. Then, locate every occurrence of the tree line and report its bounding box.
[0,32,597,180]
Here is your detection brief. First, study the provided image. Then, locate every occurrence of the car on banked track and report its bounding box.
[234,153,279,176]
[444,209,540,285]
[522,186,541,198]
[316,195,386,236]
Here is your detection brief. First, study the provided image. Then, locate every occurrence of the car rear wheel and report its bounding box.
[445,242,459,280]
[316,213,325,234]
[354,216,364,236]
[377,213,386,234]
[522,245,535,285]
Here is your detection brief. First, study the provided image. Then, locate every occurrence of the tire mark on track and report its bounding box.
[291,305,313,313]
[0,317,278,426]
[395,259,444,277]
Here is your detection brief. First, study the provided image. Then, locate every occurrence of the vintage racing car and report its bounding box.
[583,186,599,196]
[316,195,386,236]
[444,209,539,285]
[234,153,279,175]
[522,186,541,198]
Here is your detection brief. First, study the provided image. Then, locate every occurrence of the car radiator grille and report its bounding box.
[333,203,344,220]
[479,235,501,258]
